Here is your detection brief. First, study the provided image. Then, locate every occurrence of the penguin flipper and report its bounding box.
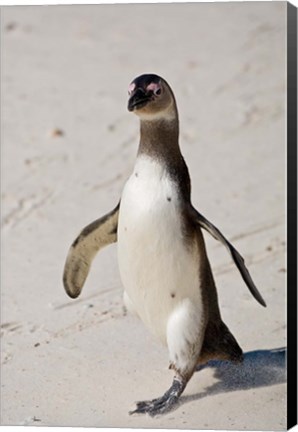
[189,206,266,307]
[63,202,120,299]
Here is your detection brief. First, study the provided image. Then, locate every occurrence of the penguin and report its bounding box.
[63,73,266,416]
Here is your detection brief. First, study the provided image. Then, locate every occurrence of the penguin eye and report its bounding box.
[128,83,136,96]
[146,82,162,96]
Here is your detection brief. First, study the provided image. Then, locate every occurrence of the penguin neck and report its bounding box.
[136,108,191,201]
[137,112,181,165]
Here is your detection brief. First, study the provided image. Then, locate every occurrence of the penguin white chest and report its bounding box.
[117,156,202,343]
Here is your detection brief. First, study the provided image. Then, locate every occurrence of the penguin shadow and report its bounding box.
[180,347,286,408]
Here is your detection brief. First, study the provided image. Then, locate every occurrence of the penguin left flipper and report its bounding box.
[63,203,120,299]
[189,205,267,307]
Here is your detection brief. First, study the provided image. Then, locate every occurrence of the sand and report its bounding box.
[1,2,287,429]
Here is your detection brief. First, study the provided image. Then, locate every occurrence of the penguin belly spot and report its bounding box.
[117,157,203,344]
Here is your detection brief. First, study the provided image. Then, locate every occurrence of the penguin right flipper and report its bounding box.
[189,205,266,307]
[63,202,120,299]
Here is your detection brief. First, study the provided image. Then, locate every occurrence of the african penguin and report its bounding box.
[63,73,266,416]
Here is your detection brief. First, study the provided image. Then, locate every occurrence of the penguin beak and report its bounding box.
[128,88,151,112]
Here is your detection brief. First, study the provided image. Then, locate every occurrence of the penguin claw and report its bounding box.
[129,395,179,416]
[129,378,184,416]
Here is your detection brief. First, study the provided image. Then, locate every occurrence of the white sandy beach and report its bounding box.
[1,2,287,429]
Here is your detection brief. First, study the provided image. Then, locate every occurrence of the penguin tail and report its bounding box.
[218,321,244,363]
[200,320,243,364]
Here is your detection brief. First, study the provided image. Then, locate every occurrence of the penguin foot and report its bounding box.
[129,377,185,417]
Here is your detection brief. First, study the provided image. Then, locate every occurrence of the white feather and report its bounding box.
[117,156,204,369]
[137,108,176,122]
[167,298,204,373]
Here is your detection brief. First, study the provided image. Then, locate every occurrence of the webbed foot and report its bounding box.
[129,378,185,417]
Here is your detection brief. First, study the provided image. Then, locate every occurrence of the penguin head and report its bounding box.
[127,74,175,120]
